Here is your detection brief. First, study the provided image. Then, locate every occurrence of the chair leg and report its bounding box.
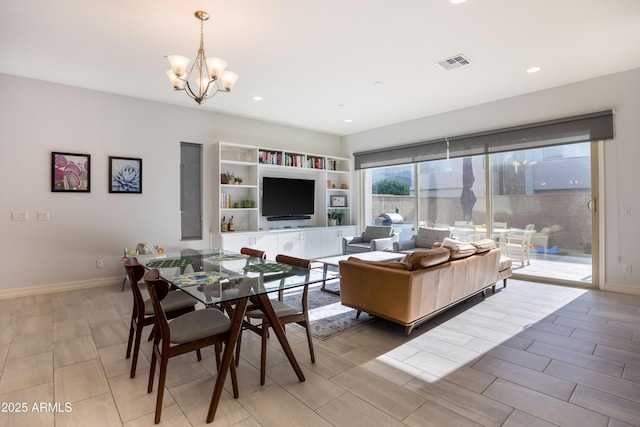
[154,356,169,424]
[147,350,157,393]
[214,343,222,369]
[125,319,135,359]
[196,349,202,362]
[260,322,269,386]
[304,321,316,364]
[147,325,155,341]
[130,325,144,378]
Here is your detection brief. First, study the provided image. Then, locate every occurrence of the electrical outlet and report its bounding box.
[622,263,632,274]
[622,207,631,217]
[37,211,50,221]
[96,259,104,269]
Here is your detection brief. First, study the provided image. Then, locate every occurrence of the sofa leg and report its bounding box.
[355,310,362,320]
[481,289,486,298]
[405,325,414,336]
[491,284,496,293]
[503,278,508,288]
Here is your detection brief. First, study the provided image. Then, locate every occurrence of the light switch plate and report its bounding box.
[11,211,29,221]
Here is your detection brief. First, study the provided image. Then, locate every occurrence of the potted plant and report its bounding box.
[328,209,345,226]
[233,176,243,185]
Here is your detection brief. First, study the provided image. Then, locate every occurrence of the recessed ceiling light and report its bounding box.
[252,96,263,101]
[373,81,384,86]
[344,119,353,123]
[526,67,541,74]
[450,0,467,4]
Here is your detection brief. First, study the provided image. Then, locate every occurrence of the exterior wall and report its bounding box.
[346,68,640,292]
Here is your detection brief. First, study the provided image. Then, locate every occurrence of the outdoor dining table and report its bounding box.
[137,248,337,423]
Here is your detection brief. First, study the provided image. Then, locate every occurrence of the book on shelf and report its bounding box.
[220,193,232,209]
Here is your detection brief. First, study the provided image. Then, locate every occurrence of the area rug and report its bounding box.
[281,282,376,340]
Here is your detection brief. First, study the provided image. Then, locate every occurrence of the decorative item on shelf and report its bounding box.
[341,183,348,189]
[165,11,239,105]
[225,171,235,183]
[328,209,345,226]
[233,176,243,185]
[330,194,347,207]
[221,216,227,232]
[327,179,331,189]
[221,173,228,184]
[228,216,235,232]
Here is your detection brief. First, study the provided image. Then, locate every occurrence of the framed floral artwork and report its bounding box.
[51,152,91,192]
[109,156,142,193]
[329,194,347,207]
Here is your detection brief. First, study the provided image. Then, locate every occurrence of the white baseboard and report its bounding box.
[601,281,640,296]
[0,276,123,300]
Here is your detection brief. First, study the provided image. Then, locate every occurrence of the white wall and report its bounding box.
[0,73,343,293]
[344,68,640,294]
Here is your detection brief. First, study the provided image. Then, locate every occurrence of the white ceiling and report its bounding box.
[2,0,640,136]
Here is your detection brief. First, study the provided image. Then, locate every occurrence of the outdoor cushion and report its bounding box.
[361,226,393,243]
[403,248,450,270]
[169,308,230,344]
[442,237,477,259]
[415,227,451,249]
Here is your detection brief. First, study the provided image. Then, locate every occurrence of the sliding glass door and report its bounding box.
[361,141,598,286]
[489,142,595,284]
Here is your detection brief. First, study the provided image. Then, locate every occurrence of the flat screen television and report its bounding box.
[262,177,315,219]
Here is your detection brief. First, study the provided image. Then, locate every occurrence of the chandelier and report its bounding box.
[165,11,239,105]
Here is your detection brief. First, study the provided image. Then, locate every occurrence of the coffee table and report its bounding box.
[315,251,406,295]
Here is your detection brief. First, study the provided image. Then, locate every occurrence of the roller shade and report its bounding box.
[354,110,614,169]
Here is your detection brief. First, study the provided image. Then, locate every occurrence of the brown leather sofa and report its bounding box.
[339,241,507,335]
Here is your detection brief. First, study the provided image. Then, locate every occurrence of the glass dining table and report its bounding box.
[136,248,337,423]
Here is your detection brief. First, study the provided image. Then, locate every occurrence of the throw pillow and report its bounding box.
[442,237,477,259]
[347,257,411,270]
[470,239,496,253]
[402,248,450,270]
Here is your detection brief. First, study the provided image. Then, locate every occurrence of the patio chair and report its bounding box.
[452,221,476,242]
[503,224,535,267]
[393,227,451,253]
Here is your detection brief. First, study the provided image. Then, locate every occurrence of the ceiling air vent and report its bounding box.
[436,54,471,71]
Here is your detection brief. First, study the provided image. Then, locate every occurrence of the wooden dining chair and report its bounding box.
[238,254,315,385]
[144,269,239,424]
[124,258,198,378]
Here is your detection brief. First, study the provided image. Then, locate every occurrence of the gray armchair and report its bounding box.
[342,226,399,254]
[393,227,451,253]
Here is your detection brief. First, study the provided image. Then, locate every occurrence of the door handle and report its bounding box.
[587,199,596,212]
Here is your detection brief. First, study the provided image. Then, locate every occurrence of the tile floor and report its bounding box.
[0,279,639,426]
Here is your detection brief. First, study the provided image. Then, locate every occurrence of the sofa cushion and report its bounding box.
[415,227,451,249]
[347,257,411,270]
[442,237,477,259]
[470,239,496,253]
[361,226,393,243]
[402,248,450,270]
[498,256,512,272]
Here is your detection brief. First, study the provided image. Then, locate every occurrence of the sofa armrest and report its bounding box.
[393,236,417,252]
[342,235,364,254]
[370,236,398,252]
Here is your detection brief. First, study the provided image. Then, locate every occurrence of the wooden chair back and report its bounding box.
[240,247,266,260]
